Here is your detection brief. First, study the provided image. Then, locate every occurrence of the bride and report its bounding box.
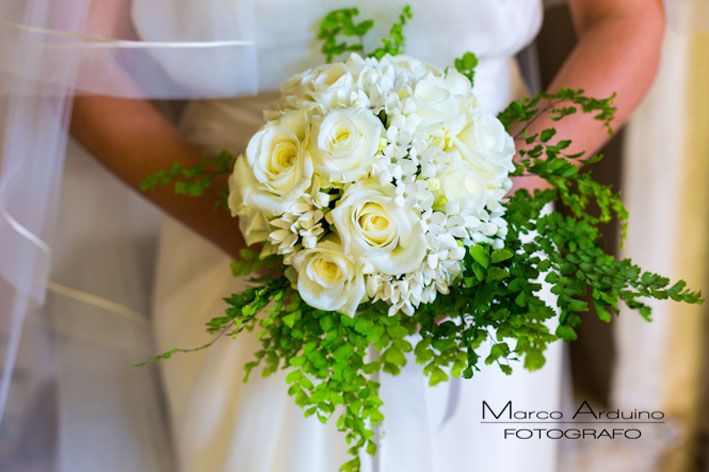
[1,0,664,471]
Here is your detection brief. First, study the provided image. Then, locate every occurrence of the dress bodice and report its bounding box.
[132,0,542,111]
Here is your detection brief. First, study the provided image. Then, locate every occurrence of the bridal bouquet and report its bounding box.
[143,6,701,471]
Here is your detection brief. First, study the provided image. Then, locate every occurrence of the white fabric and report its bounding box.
[0,0,86,440]
[47,144,173,472]
[0,0,259,464]
[0,0,258,98]
[150,1,562,471]
[0,3,173,468]
[0,140,176,471]
[0,0,257,437]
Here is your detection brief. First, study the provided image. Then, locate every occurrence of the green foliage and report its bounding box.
[167,88,700,469]
[415,240,558,383]
[231,249,285,281]
[318,8,374,63]
[453,51,479,86]
[142,9,703,472]
[204,285,418,472]
[140,150,235,205]
[368,5,413,60]
[498,88,627,239]
[498,88,702,342]
[318,5,413,63]
[498,87,617,137]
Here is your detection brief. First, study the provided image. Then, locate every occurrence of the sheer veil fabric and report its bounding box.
[0,0,255,470]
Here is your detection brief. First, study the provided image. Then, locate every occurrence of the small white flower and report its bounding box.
[268,226,299,255]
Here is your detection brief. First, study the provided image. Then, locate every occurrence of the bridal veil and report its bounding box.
[0,1,258,469]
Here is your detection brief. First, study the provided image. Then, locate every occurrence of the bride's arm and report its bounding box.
[513,0,665,191]
[71,96,245,256]
[69,1,245,257]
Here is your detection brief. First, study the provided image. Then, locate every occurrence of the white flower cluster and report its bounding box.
[228,54,515,317]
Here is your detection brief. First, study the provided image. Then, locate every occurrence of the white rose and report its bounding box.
[453,110,516,184]
[281,62,359,111]
[310,62,353,89]
[292,238,366,316]
[443,69,473,97]
[228,167,270,245]
[436,163,487,214]
[411,73,466,131]
[310,108,383,184]
[232,111,313,215]
[330,181,426,276]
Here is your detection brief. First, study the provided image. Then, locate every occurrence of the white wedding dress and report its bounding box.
[148,1,562,471]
